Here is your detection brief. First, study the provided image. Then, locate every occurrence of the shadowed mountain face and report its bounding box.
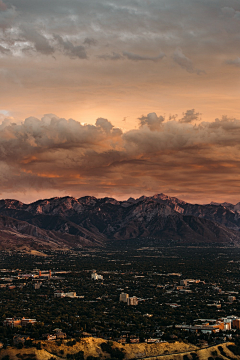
[0,194,239,250]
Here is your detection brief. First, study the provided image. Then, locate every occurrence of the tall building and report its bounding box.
[232,319,240,329]
[222,318,231,330]
[119,293,129,302]
[34,282,42,290]
[127,296,138,306]
[180,280,188,286]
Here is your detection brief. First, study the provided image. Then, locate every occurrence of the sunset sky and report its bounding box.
[1,0,240,204]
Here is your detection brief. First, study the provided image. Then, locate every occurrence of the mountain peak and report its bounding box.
[0,193,239,250]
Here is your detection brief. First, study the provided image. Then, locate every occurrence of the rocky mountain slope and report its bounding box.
[0,193,239,249]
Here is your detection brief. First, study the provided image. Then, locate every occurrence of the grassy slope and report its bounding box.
[0,338,238,360]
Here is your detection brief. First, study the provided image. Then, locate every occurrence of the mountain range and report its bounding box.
[0,194,240,250]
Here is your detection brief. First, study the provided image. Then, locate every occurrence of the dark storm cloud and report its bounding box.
[83,38,97,46]
[99,51,165,62]
[0,1,16,29]
[21,26,54,55]
[0,0,7,11]
[55,35,87,59]
[96,118,114,133]
[122,51,165,62]
[208,116,240,132]
[0,44,10,54]
[138,112,165,130]
[0,112,240,200]
[179,109,201,123]
[1,0,239,66]
[221,6,240,19]
[226,58,240,67]
[172,48,204,75]
[98,52,123,61]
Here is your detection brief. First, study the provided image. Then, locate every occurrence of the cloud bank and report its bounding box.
[0,112,240,203]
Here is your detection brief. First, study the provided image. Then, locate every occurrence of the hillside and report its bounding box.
[0,194,239,250]
[0,338,239,360]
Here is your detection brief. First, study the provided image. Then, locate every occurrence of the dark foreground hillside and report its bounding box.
[0,338,239,360]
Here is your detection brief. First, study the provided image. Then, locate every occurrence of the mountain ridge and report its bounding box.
[0,193,239,250]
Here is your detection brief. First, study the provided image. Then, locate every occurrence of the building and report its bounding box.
[3,317,36,327]
[175,322,224,334]
[180,279,200,286]
[127,296,138,306]
[55,331,66,339]
[33,282,42,290]
[54,291,77,298]
[54,290,64,298]
[222,318,231,330]
[119,293,129,303]
[180,280,188,286]
[37,270,51,279]
[91,271,103,280]
[64,291,76,298]
[3,318,21,327]
[176,317,234,334]
[21,318,37,326]
[207,303,221,309]
[42,334,57,341]
[232,319,240,329]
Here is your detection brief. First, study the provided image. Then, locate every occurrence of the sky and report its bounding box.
[1,0,240,204]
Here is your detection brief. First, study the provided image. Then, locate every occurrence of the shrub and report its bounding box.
[211,350,218,356]
[24,340,33,347]
[67,339,77,347]
[227,344,240,355]
[190,353,199,360]
[35,342,41,350]
[218,346,227,357]
[100,342,125,360]
[66,351,84,360]
[100,342,112,353]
